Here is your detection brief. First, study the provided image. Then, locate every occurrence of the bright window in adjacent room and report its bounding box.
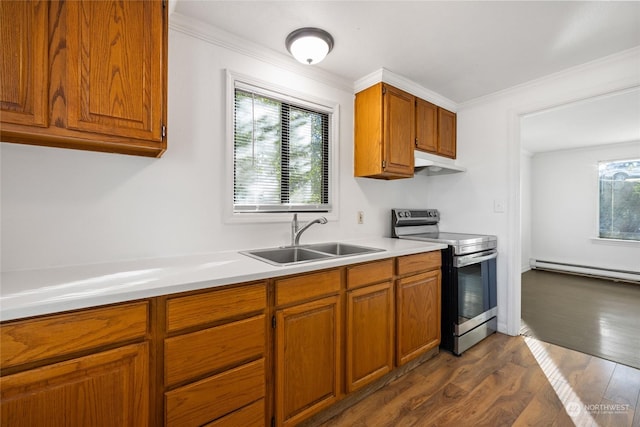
[232,81,332,214]
[598,158,640,241]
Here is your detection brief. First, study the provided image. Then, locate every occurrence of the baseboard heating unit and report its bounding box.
[530,259,640,284]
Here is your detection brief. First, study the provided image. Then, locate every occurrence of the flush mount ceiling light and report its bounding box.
[285,27,334,65]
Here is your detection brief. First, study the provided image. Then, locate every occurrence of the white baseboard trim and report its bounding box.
[530,259,640,283]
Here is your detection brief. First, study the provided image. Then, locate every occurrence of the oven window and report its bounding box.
[457,259,496,323]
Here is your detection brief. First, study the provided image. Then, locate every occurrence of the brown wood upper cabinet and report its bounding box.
[0,0,167,157]
[415,98,457,159]
[354,83,415,179]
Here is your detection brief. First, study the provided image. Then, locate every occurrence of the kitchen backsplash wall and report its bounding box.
[0,24,434,272]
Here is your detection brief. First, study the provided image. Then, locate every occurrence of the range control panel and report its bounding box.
[391,209,440,237]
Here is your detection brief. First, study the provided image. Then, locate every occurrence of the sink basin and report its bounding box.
[240,242,384,266]
[304,242,384,256]
[241,247,332,266]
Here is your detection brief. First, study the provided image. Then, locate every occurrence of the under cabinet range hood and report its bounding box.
[414,150,466,176]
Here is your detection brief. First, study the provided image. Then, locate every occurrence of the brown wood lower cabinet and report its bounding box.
[274,269,342,427]
[0,250,442,427]
[396,269,442,366]
[1,340,149,427]
[346,281,394,393]
[163,282,268,427]
[165,358,265,427]
[0,301,150,427]
[275,295,342,426]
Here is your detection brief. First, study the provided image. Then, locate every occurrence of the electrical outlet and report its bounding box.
[357,211,364,224]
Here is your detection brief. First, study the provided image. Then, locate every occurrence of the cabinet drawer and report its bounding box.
[1,301,148,369]
[165,315,265,387]
[203,399,264,427]
[275,269,341,306]
[165,358,265,427]
[397,251,441,276]
[347,259,394,289]
[166,282,266,332]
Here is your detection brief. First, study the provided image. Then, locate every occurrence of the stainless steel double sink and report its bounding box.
[240,242,384,266]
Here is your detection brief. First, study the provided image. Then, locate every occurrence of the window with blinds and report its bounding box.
[233,85,331,213]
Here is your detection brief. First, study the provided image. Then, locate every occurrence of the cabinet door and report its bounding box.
[396,270,441,366]
[437,107,456,158]
[0,0,48,127]
[383,84,415,176]
[65,0,164,142]
[275,295,341,427]
[415,98,438,153]
[1,342,149,427]
[346,282,394,393]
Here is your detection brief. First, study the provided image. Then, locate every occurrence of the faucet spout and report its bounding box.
[291,214,328,246]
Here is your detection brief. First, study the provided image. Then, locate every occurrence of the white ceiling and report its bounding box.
[173,1,640,103]
[521,88,640,154]
[172,1,640,153]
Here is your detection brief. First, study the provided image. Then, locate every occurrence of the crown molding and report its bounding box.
[459,46,640,110]
[168,12,354,93]
[354,68,458,112]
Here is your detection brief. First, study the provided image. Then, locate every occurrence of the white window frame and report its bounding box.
[593,156,640,245]
[224,70,340,224]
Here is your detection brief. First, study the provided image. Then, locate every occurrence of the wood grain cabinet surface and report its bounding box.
[437,107,457,158]
[415,98,457,159]
[346,281,394,393]
[354,83,415,179]
[275,295,342,427]
[162,282,268,427]
[0,302,150,427]
[0,0,167,157]
[274,268,343,426]
[396,269,442,366]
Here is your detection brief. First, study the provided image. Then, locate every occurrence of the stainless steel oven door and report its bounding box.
[453,249,497,336]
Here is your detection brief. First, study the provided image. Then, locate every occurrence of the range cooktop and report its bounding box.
[391,209,497,255]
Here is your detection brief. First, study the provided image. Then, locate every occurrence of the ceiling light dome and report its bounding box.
[285,27,334,65]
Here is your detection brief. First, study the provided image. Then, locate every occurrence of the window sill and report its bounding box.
[590,237,640,247]
[225,211,339,224]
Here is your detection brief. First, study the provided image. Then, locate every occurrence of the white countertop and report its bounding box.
[0,238,446,322]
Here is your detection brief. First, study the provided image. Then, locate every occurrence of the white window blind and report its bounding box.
[233,84,331,213]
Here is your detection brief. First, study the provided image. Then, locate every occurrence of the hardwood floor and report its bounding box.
[318,334,640,427]
[521,269,640,369]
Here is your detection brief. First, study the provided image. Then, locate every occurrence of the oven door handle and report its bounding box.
[454,250,497,268]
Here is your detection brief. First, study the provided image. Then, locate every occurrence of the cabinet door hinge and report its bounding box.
[382,160,387,169]
[382,86,387,95]
[162,0,167,8]
[272,315,276,329]
[271,416,276,427]
[162,124,166,138]
[415,138,418,146]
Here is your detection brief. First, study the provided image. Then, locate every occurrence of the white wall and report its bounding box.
[520,151,533,272]
[0,18,436,272]
[531,142,640,271]
[426,47,640,334]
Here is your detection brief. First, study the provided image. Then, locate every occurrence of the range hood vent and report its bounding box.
[414,150,466,176]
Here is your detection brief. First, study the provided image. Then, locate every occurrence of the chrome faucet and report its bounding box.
[291,213,328,246]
